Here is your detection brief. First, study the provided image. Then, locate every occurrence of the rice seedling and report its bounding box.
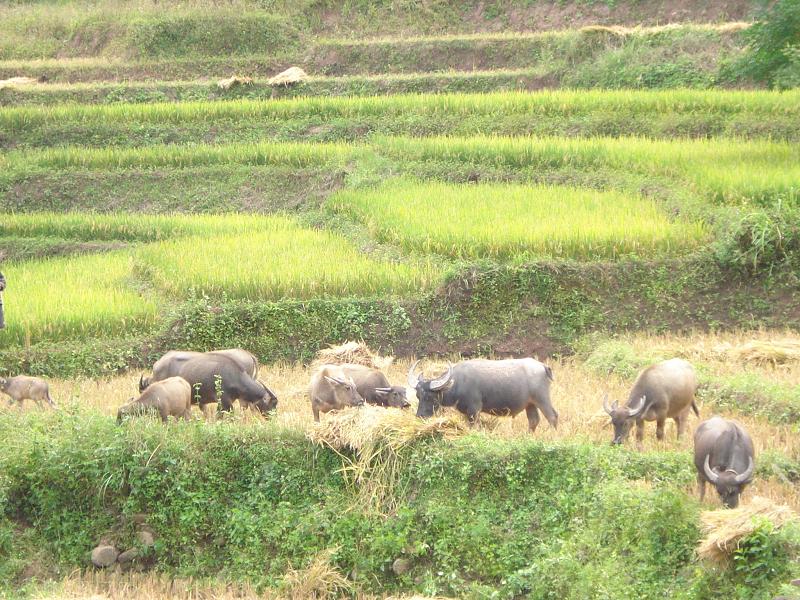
[329,180,708,260]
[0,251,159,348]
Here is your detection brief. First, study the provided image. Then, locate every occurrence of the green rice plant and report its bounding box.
[0,141,350,172]
[377,136,800,207]
[328,180,708,260]
[0,252,159,348]
[135,217,435,300]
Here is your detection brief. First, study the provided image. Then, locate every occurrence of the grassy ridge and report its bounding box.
[329,180,708,260]
[5,90,800,149]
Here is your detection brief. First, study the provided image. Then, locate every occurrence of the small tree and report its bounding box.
[738,0,800,88]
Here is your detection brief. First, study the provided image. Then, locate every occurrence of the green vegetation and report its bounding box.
[1,411,797,598]
[330,180,707,260]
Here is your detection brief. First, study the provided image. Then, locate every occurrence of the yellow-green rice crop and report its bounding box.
[135,218,435,300]
[329,180,708,260]
[0,252,159,348]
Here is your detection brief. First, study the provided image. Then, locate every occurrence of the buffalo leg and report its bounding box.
[159,407,169,423]
[697,474,706,501]
[655,418,666,441]
[313,405,320,423]
[675,414,688,439]
[525,405,540,433]
[466,412,480,428]
[635,419,645,447]
[182,409,192,421]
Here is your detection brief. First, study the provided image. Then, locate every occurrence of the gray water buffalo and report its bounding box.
[694,416,755,508]
[604,358,698,446]
[139,348,259,392]
[309,365,366,422]
[0,375,56,409]
[117,376,192,424]
[175,354,277,416]
[408,358,558,433]
[339,364,410,409]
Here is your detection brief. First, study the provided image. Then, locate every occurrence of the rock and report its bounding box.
[117,548,138,564]
[91,545,119,568]
[130,513,149,525]
[792,579,800,586]
[392,557,412,576]
[136,529,155,547]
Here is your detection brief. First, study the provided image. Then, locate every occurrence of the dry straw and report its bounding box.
[308,405,469,514]
[697,496,797,564]
[311,341,394,370]
[278,547,353,600]
[712,340,800,367]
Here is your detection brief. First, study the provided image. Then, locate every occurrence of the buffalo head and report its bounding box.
[703,454,754,508]
[408,360,454,418]
[374,385,411,409]
[603,394,647,445]
[325,374,365,409]
[245,382,278,416]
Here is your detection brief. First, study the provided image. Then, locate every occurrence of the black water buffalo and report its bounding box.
[604,358,698,446]
[175,354,277,416]
[118,376,192,424]
[694,416,755,508]
[339,364,410,409]
[408,358,557,433]
[309,364,365,422]
[139,348,259,392]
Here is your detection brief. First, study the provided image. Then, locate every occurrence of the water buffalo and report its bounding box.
[139,348,259,392]
[117,376,192,424]
[339,364,410,409]
[694,416,755,508]
[0,375,56,409]
[604,358,698,446]
[309,365,365,422]
[175,354,277,416]
[408,358,558,433]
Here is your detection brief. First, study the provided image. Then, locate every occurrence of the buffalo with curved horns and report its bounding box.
[694,416,755,508]
[408,358,557,433]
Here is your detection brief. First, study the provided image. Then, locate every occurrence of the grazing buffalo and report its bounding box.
[694,416,755,508]
[117,376,192,424]
[175,354,277,416]
[604,358,698,446]
[408,358,558,433]
[309,365,365,422]
[0,375,56,409]
[339,364,410,409]
[139,348,259,392]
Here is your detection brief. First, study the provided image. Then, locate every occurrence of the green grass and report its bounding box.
[329,180,708,260]
[0,251,159,348]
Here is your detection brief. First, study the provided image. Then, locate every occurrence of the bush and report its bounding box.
[735,0,800,87]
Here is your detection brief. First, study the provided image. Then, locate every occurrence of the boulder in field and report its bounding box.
[91,545,119,568]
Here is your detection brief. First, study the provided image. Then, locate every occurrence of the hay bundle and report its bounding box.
[217,75,253,90]
[720,340,800,366]
[308,405,468,513]
[697,496,797,564]
[279,547,352,600]
[311,340,393,370]
[267,66,307,86]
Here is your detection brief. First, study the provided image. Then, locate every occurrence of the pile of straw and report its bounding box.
[267,66,307,86]
[279,547,353,600]
[697,496,797,564]
[308,406,468,513]
[217,75,253,90]
[311,340,394,370]
[715,340,800,366]
[0,76,39,89]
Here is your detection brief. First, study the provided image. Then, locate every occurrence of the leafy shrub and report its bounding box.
[734,0,800,87]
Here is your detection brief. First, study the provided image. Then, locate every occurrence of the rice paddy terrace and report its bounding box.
[1,0,799,598]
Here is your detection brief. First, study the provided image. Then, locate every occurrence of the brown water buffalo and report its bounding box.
[117,376,192,424]
[339,364,410,409]
[604,358,698,446]
[139,348,259,392]
[175,354,277,416]
[409,358,557,433]
[0,375,56,409]
[694,416,755,508]
[309,364,365,422]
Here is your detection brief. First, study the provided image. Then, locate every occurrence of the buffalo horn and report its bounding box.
[602,393,613,415]
[627,395,647,418]
[734,456,755,484]
[429,362,453,391]
[703,455,720,484]
[407,359,422,388]
[374,387,391,395]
